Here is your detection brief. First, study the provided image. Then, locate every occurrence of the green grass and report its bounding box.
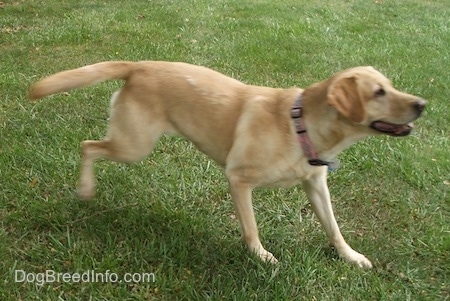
[1,0,449,299]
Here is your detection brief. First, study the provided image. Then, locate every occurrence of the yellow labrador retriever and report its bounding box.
[29,61,425,268]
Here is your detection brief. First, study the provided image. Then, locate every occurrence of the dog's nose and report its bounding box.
[414,99,426,114]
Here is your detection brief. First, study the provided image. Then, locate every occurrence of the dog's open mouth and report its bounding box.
[370,121,413,136]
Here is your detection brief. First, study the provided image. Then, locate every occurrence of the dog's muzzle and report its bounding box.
[370,98,426,137]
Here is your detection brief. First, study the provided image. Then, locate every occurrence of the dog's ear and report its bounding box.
[327,76,366,123]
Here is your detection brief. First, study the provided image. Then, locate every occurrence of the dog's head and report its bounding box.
[327,66,425,136]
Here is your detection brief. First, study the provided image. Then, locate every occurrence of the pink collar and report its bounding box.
[291,94,335,167]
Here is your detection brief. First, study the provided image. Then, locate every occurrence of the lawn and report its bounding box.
[1,0,449,300]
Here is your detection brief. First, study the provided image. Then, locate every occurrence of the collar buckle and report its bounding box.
[308,158,331,166]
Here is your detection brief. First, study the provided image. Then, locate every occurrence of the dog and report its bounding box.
[29,61,425,268]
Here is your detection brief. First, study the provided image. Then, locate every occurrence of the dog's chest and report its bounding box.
[256,158,320,188]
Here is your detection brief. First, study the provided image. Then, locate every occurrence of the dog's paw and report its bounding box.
[77,182,95,200]
[256,249,279,264]
[341,249,373,269]
[352,254,373,269]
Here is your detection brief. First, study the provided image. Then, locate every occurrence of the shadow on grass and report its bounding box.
[47,197,249,272]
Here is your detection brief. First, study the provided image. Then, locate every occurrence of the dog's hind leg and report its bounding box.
[78,91,167,200]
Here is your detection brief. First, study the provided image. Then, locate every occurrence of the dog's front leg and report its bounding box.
[302,170,373,268]
[228,175,278,263]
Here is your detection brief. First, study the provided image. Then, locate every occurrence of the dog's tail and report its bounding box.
[29,61,135,100]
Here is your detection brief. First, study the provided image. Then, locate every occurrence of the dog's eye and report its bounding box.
[374,87,386,97]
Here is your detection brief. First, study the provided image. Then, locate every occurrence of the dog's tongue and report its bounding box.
[371,121,412,136]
